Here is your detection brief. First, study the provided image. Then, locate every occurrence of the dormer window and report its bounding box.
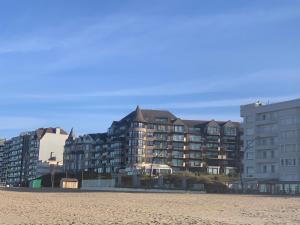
[224,127,237,136]
[155,117,168,124]
[174,125,184,133]
[207,126,220,135]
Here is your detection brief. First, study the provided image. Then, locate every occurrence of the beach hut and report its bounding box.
[60,178,79,189]
[29,179,42,189]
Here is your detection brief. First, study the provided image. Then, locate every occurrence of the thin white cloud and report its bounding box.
[2,68,299,100]
[0,117,48,130]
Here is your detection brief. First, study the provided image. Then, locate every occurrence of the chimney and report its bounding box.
[56,127,61,134]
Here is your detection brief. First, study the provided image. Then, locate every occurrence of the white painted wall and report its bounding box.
[39,128,68,163]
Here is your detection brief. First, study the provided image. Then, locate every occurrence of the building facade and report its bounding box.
[64,106,242,176]
[241,99,300,193]
[63,131,109,175]
[0,128,68,186]
[0,139,5,185]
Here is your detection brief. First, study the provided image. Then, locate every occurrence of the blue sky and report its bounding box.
[1,0,300,138]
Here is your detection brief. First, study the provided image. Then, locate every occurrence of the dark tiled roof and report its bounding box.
[36,127,68,139]
[115,106,240,128]
[133,106,146,122]
[182,120,240,128]
[118,107,176,124]
[88,133,107,141]
[141,109,177,123]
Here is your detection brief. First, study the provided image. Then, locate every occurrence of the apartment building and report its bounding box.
[0,139,5,185]
[241,99,300,193]
[64,106,241,176]
[1,128,68,186]
[63,130,109,174]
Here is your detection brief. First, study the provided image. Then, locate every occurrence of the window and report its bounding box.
[131,122,145,128]
[129,131,145,139]
[173,142,184,150]
[244,116,254,123]
[246,152,254,160]
[207,126,220,135]
[280,117,296,125]
[262,151,267,159]
[147,124,155,129]
[257,124,277,134]
[172,159,183,166]
[271,165,275,173]
[157,125,168,132]
[246,166,254,176]
[224,127,237,136]
[128,140,144,146]
[189,127,201,132]
[256,112,277,121]
[172,151,183,158]
[155,118,168,124]
[281,130,296,139]
[271,150,275,158]
[189,143,201,150]
[189,135,202,142]
[263,165,267,173]
[284,144,297,152]
[173,135,184,142]
[174,125,184,133]
[281,158,296,167]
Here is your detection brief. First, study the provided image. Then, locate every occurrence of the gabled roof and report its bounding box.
[173,118,185,126]
[207,120,220,127]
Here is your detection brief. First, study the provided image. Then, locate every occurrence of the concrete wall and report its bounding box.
[82,179,116,190]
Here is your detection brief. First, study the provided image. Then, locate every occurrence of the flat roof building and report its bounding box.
[241,98,300,193]
[1,128,68,186]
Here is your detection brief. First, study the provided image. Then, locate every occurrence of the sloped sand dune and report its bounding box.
[0,189,299,225]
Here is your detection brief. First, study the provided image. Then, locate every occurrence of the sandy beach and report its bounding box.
[0,189,299,225]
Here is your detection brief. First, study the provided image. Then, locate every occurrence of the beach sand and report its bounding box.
[0,189,299,225]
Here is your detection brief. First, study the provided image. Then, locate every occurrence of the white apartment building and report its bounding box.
[1,128,68,186]
[241,98,300,194]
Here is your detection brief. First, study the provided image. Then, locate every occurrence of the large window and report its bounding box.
[131,122,145,128]
[188,127,201,132]
[207,126,220,135]
[129,131,145,139]
[173,134,184,142]
[174,125,184,133]
[189,143,201,150]
[173,142,184,150]
[172,159,183,166]
[189,135,202,142]
[189,152,201,159]
[172,151,183,158]
[155,118,168,124]
[224,127,237,136]
[281,158,297,167]
[281,144,297,153]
